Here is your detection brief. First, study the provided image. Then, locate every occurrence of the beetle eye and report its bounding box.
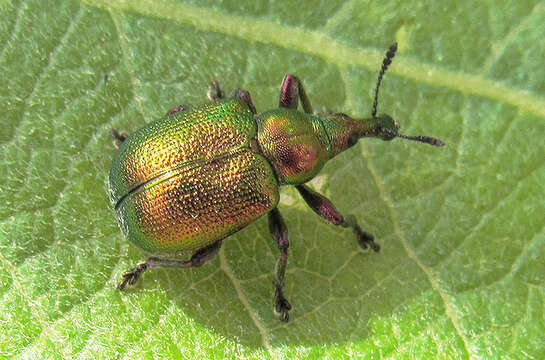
[347,133,359,147]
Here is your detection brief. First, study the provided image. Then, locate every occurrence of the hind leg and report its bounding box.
[268,208,292,322]
[118,240,223,290]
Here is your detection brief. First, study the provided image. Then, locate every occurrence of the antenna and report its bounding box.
[369,43,444,147]
[371,42,398,118]
[398,134,445,147]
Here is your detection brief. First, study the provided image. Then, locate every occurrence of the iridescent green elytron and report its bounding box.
[110,43,444,322]
[109,98,279,253]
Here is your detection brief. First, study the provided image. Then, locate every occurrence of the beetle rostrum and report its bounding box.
[109,42,444,322]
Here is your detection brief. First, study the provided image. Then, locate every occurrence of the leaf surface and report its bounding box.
[1,0,544,358]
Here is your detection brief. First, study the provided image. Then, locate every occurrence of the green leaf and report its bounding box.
[1,0,544,358]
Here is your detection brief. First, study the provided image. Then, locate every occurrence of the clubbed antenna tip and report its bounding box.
[372,42,398,118]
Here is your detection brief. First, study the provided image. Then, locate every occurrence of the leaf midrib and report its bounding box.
[84,0,545,118]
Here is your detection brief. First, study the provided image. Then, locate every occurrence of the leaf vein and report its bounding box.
[1,97,120,269]
[4,5,84,147]
[321,0,357,32]
[218,246,272,353]
[18,232,125,357]
[481,2,545,74]
[360,141,473,359]
[457,224,545,295]
[0,0,24,59]
[0,251,63,358]
[439,156,545,268]
[109,9,153,120]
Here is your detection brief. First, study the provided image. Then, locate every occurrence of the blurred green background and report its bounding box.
[1,0,544,358]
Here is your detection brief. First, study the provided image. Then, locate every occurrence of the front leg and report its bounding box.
[279,74,313,114]
[296,184,380,252]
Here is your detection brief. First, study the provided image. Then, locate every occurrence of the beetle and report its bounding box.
[109,43,444,322]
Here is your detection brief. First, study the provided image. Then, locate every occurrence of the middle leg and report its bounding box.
[296,184,380,252]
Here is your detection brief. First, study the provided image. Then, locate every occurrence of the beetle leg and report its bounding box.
[296,184,380,252]
[117,240,223,290]
[110,128,128,149]
[268,208,292,322]
[166,104,187,115]
[233,88,257,114]
[278,74,313,114]
[208,80,225,101]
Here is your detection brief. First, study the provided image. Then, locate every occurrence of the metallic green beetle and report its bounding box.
[109,43,443,322]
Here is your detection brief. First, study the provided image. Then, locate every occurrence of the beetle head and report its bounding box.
[373,113,399,141]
